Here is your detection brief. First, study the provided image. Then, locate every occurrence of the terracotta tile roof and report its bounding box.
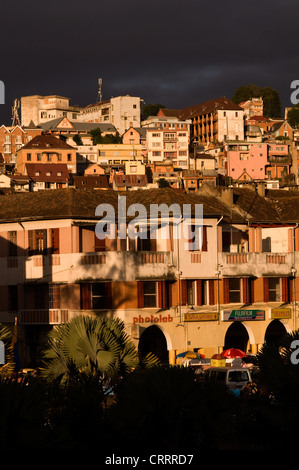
[246,115,271,122]
[21,134,75,150]
[72,175,110,189]
[113,174,148,187]
[0,186,298,225]
[158,108,182,118]
[178,96,242,120]
[25,163,70,182]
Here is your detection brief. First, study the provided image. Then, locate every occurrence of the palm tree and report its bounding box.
[40,315,158,387]
[254,330,299,447]
[108,365,236,453]
[38,315,159,448]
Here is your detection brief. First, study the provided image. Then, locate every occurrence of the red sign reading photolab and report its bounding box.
[132,314,173,325]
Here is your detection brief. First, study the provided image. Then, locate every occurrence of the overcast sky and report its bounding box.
[0,0,298,125]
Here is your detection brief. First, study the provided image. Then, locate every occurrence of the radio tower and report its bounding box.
[97,78,103,103]
[11,99,20,126]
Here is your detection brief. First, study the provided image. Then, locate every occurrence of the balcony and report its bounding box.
[219,252,293,277]
[20,309,69,325]
[11,251,176,283]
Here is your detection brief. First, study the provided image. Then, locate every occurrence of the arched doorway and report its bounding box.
[138,325,169,363]
[224,322,249,352]
[265,319,287,345]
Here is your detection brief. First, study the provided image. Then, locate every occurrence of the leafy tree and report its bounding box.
[232,84,281,118]
[287,106,299,128]
[90,128,103,145]
[157,178,170,188]
[100,132,122,143]
[44,372,108,449]
[39,315,158,387]
[90,128,122,144]
[262,86,281,118]
[232,84,259,104]
[143,103,165,120]
[254,329,299,446]
[0,375,48,449]
[109,365,236,453]
[73,134,83,146]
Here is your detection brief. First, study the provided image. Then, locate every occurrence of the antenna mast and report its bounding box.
[97,78,103,103]
[12,99,20,126]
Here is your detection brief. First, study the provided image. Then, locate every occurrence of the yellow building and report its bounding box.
[96,143,143,166]
[16,134,77,174]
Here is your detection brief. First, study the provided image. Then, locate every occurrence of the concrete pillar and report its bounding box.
[248,227,255,252]
[217,226,222,252]
[199,348,205,357]
[169,350,176,365]
[221,188,233,207]
[250,343,258,354]
[256,227,262,253]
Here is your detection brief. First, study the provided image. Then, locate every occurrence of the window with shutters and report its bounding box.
[195,279,215,306]
[49,284,61,309]
[228,278,241,303]
[137,281,172,309]
[49,228,59,254]
[28,229,47,256]
[223,278,254,304]
[8,231,17,256]
[188,225,207,251]
[80,283,112,310]
[137,233,157,251]
[94,233,106,252]
[8,285,18,311]
[268,278,280,302]
[143,281,157,307]
[91,283,106,309]
[187,280,195,305]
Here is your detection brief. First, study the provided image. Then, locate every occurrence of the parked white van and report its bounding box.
[204,366,252,391]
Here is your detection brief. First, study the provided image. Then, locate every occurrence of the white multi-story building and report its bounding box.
[78,95,144,136]
[21,95,82,127]
[142,116,191,168]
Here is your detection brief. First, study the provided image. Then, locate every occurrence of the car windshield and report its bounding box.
[228,370,249,382]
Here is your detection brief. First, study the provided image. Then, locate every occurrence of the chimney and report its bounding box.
[221,187,233,206]
[257,182,266,198]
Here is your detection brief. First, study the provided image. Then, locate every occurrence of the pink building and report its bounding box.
[226,142,268,181]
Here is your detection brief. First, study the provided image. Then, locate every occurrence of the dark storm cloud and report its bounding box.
[0,0,298,124]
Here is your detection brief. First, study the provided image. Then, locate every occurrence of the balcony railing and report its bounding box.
[18,251,175,282]
[20,309,69,324]
[219,252,293,277]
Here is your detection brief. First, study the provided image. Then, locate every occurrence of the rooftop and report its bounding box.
[20,134,75,151]
[0,186,298,224]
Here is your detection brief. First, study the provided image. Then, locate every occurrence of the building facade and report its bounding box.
[0,187,298,368]
[0,125,42,164]
[239,97,263,117]
[78,95,144,136]
[16,134,77,175]
[178,96,244,144]
[142,116,190,168]
[21,95,82,127]
[226,141,268,181]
